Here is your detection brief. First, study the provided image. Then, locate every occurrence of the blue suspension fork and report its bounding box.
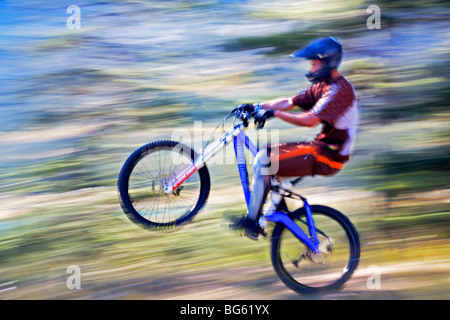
[265,196,320,253]
[304,198,319,247]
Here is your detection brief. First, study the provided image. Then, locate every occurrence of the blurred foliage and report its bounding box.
[362,144,450,196]
[223,17,370,55]
[377,0,450,9]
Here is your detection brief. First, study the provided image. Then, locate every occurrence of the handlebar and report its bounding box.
[230,103,274,129]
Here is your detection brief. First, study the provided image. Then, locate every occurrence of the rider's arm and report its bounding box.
[261,84,317,111]
[291,86,317,111]
[273,110,321,128]
[260,85,321,127]
[260,97,295,111]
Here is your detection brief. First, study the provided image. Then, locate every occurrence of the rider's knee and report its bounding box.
[254,148,276,177]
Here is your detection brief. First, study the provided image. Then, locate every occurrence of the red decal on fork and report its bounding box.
[172,164,198,191]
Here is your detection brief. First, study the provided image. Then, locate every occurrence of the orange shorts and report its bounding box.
[269,142,346,177]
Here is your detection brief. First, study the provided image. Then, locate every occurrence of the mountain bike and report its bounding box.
[117,106,360,295]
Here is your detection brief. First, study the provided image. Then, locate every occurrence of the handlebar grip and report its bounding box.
[253,109,274,129]
[232,104,255,114]
[254,118,266,130]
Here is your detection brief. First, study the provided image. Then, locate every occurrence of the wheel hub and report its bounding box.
[152,175,182,196]
[152,175,168,196]
[305,237,333,264]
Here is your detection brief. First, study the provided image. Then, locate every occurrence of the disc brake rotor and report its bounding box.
[305,237,334,264]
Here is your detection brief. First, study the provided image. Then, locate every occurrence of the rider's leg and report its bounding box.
[246,148,271,222]
[234,142,342,239]
[247,142,342,222]
[230,147,272,240]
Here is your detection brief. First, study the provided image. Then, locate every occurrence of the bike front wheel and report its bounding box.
[118,140,210,231]
[271,205,360,295]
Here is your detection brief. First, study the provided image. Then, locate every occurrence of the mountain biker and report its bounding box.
[231,36,359,240]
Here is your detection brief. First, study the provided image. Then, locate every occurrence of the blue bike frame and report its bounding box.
[233,130,320,253]
[166,121,320,253]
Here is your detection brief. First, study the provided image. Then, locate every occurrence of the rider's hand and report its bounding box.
[231,103,255,114]
[253,109,275,129]
[253,109,275,121]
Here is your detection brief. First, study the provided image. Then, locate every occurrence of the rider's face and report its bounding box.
[309,59,323,73]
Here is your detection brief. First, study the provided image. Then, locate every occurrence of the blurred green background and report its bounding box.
[0,0,448,299]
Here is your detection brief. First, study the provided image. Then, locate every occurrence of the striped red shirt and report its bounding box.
[291,75,359,161]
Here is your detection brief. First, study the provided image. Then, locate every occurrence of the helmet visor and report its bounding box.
[290,36,342,60]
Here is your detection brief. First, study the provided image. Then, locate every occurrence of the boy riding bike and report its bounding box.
[231,36,359,240]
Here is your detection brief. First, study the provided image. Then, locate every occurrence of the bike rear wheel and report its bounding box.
[271,205,360,295]
[118,140,210,231]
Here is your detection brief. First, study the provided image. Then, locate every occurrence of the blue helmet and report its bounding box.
[291,36,343,83]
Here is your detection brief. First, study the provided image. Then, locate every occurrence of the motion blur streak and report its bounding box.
[0,1,448,299]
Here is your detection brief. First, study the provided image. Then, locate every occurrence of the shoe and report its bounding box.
[229,216,260,240]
